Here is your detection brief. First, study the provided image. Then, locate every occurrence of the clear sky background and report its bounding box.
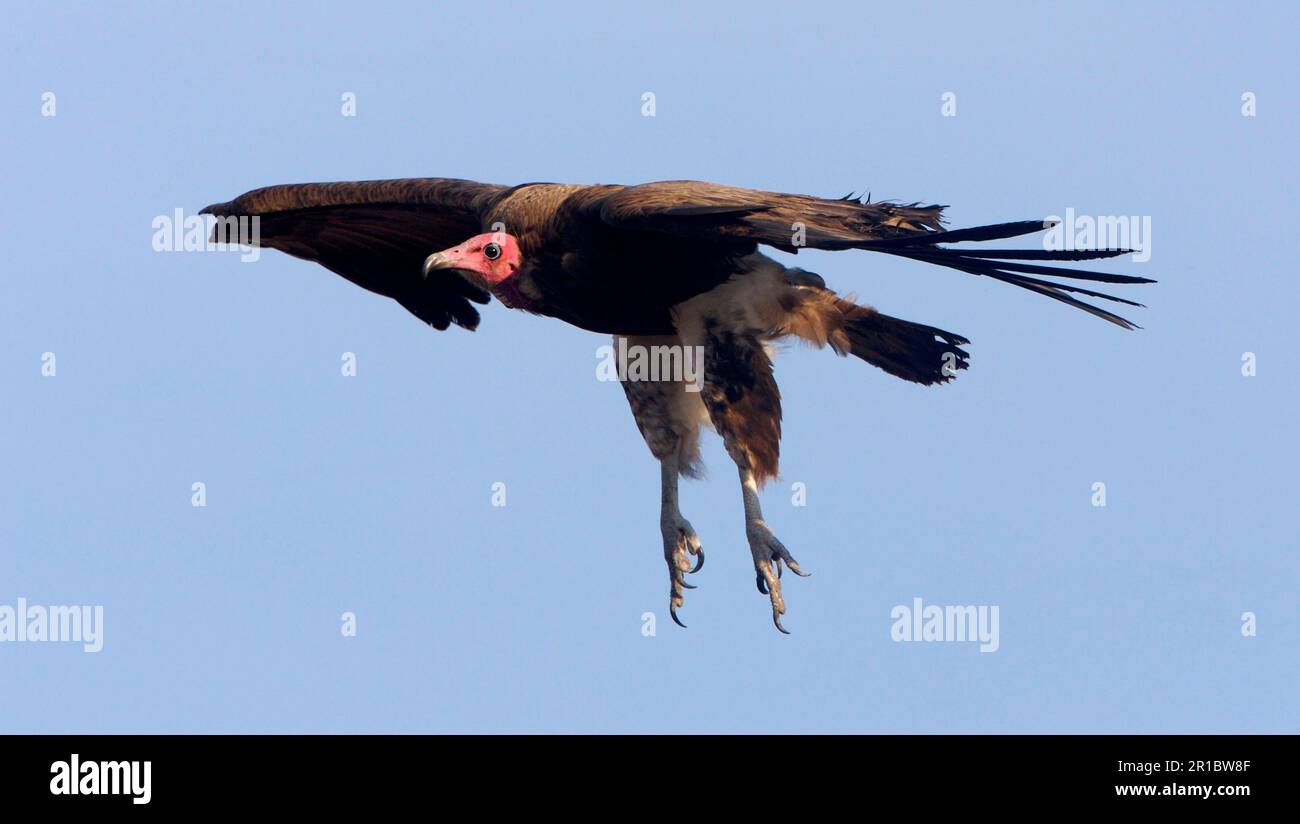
[2,1,1295,733]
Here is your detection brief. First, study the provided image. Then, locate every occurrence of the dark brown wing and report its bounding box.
[201,178,508,330]
[592,180,944,251]
[593,181,1153,328]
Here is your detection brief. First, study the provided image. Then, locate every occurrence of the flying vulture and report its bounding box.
[201,178,1152,632]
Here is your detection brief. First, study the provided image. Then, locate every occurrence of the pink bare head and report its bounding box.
[422,232,523,292]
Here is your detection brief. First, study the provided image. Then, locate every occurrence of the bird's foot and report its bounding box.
[747,519,810,634]
[662,514,704,628]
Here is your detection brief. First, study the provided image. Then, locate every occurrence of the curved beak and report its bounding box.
[422,251,454,279]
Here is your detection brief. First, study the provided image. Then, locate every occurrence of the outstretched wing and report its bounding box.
[201,178,508,330]
[593,180,943,250]
[593,180,1153,329]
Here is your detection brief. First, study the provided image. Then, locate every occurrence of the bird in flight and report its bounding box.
[202,178,1152,632]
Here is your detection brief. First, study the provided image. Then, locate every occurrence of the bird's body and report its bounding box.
[202,177,1152,631]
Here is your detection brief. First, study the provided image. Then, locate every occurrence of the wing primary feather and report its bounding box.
[890,250,1141,328]
[865,220,1049,247]
[946,248,1135,261]
[886,248,1155,285]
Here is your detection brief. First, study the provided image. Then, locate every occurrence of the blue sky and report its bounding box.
[1,1,1295,732]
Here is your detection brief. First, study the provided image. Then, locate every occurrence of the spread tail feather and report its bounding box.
[839,306,970,386]
[779,285,970,386]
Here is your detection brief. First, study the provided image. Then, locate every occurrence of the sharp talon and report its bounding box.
[748,525,805,632]
[671,608,687,628]
[680,579,696,590]
[690,551,704,573]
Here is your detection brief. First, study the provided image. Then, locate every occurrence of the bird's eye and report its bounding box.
[483,242,502,261]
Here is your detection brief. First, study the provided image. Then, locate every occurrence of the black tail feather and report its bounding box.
[844,311,971,386]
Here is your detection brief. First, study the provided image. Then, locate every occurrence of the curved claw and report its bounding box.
[748,527,805,633]
[774,547,810,578]
[671,607,687,628]
[665,523,702,626]
[690,550,705,574]
[785,561,811,578]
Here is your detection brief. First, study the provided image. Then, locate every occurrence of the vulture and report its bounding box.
[201,178,1152,632]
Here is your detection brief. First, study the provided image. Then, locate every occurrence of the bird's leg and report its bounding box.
[739,466,809,634]
[660,453,703,628]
